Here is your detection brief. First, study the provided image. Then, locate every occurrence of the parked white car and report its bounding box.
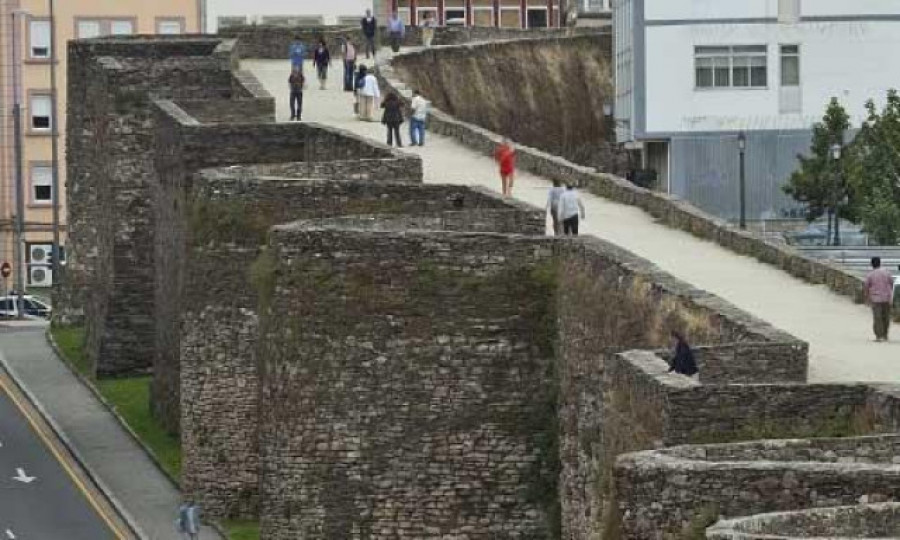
[0,295,52,320]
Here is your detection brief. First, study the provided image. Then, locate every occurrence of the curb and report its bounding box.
[0,341,147,540]
[44,330,183,492]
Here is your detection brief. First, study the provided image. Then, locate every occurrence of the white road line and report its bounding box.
[12,468,35,484]
[5,528,15,539]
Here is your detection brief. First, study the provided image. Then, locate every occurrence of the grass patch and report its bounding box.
[96,377,182,479]
[223,520,260,540]
[50,326,92,379]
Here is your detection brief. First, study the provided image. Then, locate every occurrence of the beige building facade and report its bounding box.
[0,0,199,291]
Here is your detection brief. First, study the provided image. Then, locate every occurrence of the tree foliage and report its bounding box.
[783,98,850,227]
[847,89,900,245]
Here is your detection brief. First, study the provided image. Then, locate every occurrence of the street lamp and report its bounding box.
[738,131,747,230]
[831,143,843,246]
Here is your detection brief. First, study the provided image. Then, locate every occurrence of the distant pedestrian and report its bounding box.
[865,256,894,342]
[361,9,377,59]
[313,40,331,90]
[341,38,357,92]
[558,184,586,235]
[409,89,429,146]
[388,11,405,52]
[546,179,565,235]
[494,139,516,196]
[381,92,404,147]
[288,66,305,121]
[289,36,306,71]
[420,12,436,47]
[176,500,201,540]
[358,67,381,121]
[668,331,699,377]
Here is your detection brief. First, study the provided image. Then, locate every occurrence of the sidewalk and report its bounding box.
[246,57,900,384]
[0,327,223,540]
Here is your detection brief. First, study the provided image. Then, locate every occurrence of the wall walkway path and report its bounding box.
[245,58,899,384]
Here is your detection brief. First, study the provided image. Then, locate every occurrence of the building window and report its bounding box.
[780,45,800,86]
[445,0,466,24]
[472,0,494,26]
[157,19,184,34]
[30,95,52,131]
[76,20,102,38]
[526,8,549,28]
[779,0,801,23]
[31,165,52,204]
[29,20,51,59]
[110,20,135,35]
[695,46,767,89]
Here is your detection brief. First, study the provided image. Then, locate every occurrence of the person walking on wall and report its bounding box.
[341,37,357,92]
[494,139,516,196]
[420,11,437,47]
[381,92,404,147]
[313,39,331,90]
[668,331,699,378]
[546,179,565,235]
[176,500,201,540]
[558,184,586,236]
[289,35,306,71]
[409,89,429,146]
[865,256,894,342]
[388,11,405,53]
[361,9,378,59]
[358,66,381,121]
[288,66,305,121]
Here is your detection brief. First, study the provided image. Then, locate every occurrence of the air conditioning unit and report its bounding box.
[29,244,53,265]
[29,265,53,287]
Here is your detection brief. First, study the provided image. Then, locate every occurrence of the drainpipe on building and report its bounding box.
[49,0,61,287]
[11,9,26,318]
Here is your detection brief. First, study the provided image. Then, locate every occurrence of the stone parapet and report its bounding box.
[707,502,900,539]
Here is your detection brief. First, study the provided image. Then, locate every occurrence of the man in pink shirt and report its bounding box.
[864,257,894,342]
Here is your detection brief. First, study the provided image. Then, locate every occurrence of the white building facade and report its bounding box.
[201,0,373,32]
[614,0,900,220]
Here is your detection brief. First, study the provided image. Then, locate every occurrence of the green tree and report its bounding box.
[783,98,851,244]
[848,89,900,245]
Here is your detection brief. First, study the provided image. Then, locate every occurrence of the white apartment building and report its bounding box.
[614,0,900,220]
[201,0,374,32]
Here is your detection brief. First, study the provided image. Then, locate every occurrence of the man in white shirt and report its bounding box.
[358,70,381,122]
[545,180,565,235]
[409,90,429,146]
[558,184,586,236]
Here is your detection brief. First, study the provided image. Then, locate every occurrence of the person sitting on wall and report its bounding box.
[420,11,437,48]
[668,330,699,378]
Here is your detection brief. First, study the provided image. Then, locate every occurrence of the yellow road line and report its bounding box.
[0,375,128,539]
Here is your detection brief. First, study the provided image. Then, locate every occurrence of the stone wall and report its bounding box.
[553,237,808,540]
[218,24,603,60]
[708,502,900,539]
[607,353,900,538]
[391,34,616,171]
[257,226,559,539]
[164,168,543,515]
[617,434,900,538]
[62,37,243,376]
[378,42,868,306]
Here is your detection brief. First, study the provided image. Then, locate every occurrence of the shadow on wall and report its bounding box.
[390,34,628,174]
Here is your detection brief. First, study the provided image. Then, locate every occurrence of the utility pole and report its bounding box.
[49,0,61,282]
[11,10,27,318]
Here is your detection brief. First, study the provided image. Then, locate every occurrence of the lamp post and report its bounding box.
[738,131,747,229]
[831,143,842,246]
[11,9,27,318]
[49,0,61,285]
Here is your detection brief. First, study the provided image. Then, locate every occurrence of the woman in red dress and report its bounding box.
[494,138,516,196]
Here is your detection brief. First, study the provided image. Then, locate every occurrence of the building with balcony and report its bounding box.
[614,0,900,221]
[200,0,375,32]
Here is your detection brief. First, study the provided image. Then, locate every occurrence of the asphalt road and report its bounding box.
[0,328,122,539]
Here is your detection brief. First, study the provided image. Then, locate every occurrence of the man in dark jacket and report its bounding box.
[361,9,377,59]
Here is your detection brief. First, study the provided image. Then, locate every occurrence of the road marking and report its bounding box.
[0,376,127,539]
[11,468,35,484]
[5,528,15,539]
